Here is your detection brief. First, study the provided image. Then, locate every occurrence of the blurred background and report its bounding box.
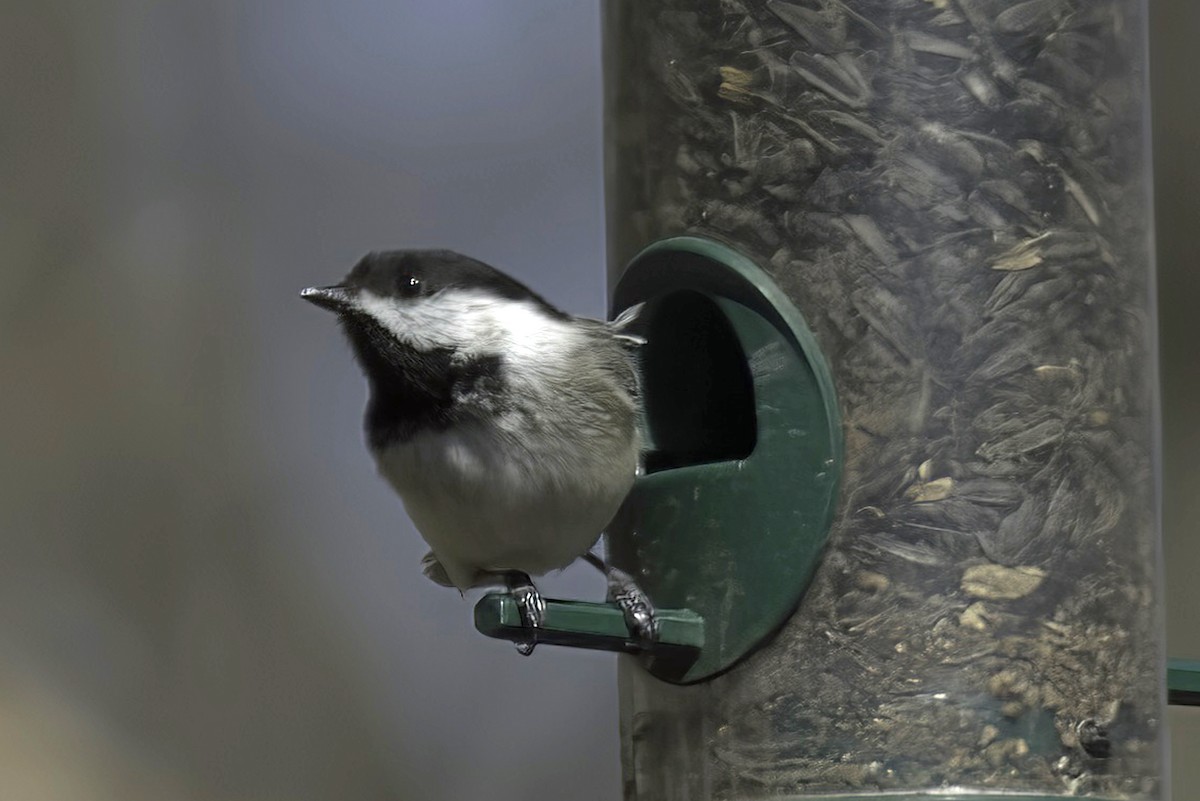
[0,2,1195,799]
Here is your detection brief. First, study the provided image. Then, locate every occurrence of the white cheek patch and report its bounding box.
[354,289,579,367]
[355,289,471,352]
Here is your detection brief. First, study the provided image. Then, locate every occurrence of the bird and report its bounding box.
[301,249,657,654]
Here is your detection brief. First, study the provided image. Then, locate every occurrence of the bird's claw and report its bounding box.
[607,567,660,648]
[507,574,545,656]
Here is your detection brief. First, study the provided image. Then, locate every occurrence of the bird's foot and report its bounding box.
[606,567,660,648]
[506,572,545,656]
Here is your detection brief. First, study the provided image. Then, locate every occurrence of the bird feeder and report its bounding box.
[602,1,1163,799]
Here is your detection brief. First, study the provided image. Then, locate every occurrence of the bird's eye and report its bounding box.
[398,274,421,297]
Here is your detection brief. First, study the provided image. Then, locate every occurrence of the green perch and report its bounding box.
[474,593,705,682]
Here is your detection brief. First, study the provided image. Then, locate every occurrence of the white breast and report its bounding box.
[376,417,636,590]
[360,288,640,590]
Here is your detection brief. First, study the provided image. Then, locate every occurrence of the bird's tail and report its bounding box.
[610,302,646,348]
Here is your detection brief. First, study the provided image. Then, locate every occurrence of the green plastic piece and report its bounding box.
[1168,657,1200,705]
[607,236,844,683]
[473,593,704,682]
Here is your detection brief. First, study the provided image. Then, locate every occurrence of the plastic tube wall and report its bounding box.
[605,1,1162,798]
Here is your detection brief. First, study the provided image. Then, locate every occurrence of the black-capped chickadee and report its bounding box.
[301,250,657,654]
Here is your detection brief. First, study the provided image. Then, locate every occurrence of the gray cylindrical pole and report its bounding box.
[605,1,1162,799]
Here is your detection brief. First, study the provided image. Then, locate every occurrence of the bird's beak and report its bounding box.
[300,285,356,314]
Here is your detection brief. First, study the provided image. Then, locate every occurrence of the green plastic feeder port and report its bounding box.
[606,236,843,683]
[475,237,841,680]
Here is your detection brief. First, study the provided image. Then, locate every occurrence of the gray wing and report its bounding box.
[571,304,646,399]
